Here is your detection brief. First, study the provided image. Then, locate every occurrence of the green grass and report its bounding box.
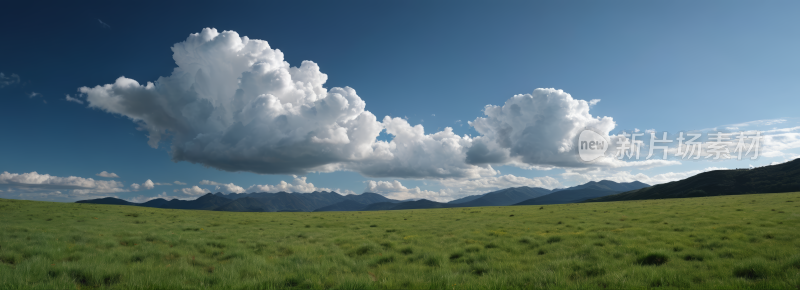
[1,192,800,289]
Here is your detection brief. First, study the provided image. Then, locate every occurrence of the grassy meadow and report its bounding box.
[1,192,800,289]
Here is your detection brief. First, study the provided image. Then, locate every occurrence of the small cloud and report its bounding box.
[634,128,641,133]
[589,99,601,106]
[95,171,119,178]
[28,92,42,98]
[173,181,187,185]
[65,95,84,104]
[644,129,656,134]
[177,186,211,196]
[199,180,220,186]
[432,114,435,117]
[130,179,155,191]
[98,19,111,29]
[0,72,20,88]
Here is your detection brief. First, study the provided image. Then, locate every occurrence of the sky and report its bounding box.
[1,0,799,203]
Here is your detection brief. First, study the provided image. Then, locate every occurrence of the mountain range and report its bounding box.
[76,180,649,212]
[76,158,800,211]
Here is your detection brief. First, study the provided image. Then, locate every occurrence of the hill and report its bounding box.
[213,197,269,212]
[453,186,552,207]
[512,180,650,206]
[75,197,134,206]
[447,194,486,204]
[382,199,449,210]
[514,188,621,205]
[341,192,396,204]
[569,180,649,192]
[590,158,800,202]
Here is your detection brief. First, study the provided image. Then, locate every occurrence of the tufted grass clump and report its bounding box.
[733,261,770,280]
[637,253,669,266]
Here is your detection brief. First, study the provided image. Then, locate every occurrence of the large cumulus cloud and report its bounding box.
[78,28,649,179]
[467,89,616,168]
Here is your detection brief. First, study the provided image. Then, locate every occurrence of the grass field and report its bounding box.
[1,192,800,290]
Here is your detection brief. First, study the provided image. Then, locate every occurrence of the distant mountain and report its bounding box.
[387,199,449,210]
[140,198,170,208]
[342,192,396,204]
[248,191,348,212]
[76,191,403,212]
[447,194,485,204]
[568,180,650,192]
[454,186,552,207]
[313,200,367,212]
[155,193,232,210]
[514,188,621,206]
[73,179,663,212]
[589,159,800,202]
[359,199,450,211]
[213,197,268,212]
[76,197,134,206]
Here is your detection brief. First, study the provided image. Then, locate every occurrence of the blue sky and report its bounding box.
[1,0,799,202]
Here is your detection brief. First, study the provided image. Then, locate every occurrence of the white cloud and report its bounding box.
[0,171,126,198]
[589,99,600,106]
[173,181,187,185]
[335,188,357,195]
[350,118,498,178]
[0,72,20,87]
[364,180,452,202]
[200,180,246,193]
[246,175,332,193]
[77,28,669,181]
[192,177,356,194]
[439,174,562,195]
[130,179,155,191]
[97,19,111,29]
[28,92,42,98]
[726,118,787,128]
[175,186,211,196]
[758,127,800,158]
[467,89,621,169]
[95,171,119,178]
[560,167,728,186]
[65,94,84,104]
